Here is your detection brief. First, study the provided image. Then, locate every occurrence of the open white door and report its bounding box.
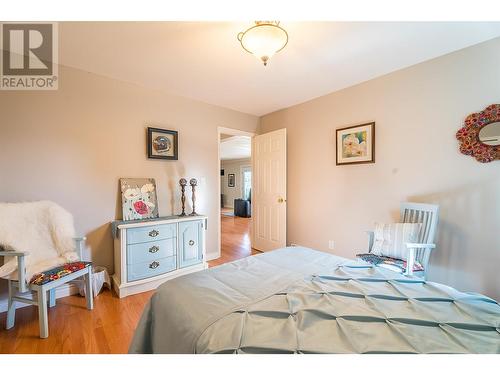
[252,128,287,251]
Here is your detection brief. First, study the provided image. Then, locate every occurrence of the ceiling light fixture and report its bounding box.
[237,21,288,66]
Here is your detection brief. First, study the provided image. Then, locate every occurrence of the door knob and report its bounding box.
[278,197,286,203]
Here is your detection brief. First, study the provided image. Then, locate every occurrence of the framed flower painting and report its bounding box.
[120,178,159,221]
[336,122,375,165]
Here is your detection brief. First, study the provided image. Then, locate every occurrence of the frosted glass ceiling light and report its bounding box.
[237,21,288,66]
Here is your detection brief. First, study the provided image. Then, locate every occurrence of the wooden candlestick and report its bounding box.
[179,178,187,216]
[189,178,198,216]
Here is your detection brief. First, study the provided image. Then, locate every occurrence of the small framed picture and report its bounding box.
[336,122,375,165]
[228,174,235,187]
[147,127,178,160]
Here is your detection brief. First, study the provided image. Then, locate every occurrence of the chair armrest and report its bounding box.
[0,251,28,293]
[0,251,30,256]
[405,243,436,250]
[73,237,87,260]
[365,231,374,253]
[404,243,436,276]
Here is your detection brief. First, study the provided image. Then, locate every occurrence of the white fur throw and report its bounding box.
[0,201,80,282]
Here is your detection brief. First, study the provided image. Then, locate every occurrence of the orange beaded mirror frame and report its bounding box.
[456,104,500,163]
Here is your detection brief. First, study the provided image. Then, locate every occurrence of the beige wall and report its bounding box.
[260,38,500,300]
[221,158,251,208]
[0,64,259,276]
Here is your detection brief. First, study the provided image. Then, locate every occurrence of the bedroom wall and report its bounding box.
[221,158,251,208]
[260,37,500,300]
[0,64,259,304]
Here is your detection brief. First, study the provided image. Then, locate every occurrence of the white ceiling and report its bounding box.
[220,136,251,161]
[59,22,500,116]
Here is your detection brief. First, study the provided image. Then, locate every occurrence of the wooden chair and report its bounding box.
[0,237,94,338]
[359,202,439,278]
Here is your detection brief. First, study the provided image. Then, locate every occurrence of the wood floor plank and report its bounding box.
[0,212,259,353]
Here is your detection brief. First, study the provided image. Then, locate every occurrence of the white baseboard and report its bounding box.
[0,283,79,313]
[206,252,220,261]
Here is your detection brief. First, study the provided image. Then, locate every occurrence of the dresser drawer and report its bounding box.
[127,238,176,265]
[127,256,177,282]
[126,223,176,244]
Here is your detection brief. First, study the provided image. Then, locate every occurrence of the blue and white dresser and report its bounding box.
[111,215,207,298]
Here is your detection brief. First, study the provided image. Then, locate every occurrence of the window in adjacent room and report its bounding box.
[241,166,252,201]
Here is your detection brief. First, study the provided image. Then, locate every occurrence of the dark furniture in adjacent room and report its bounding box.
[234,198,251,218]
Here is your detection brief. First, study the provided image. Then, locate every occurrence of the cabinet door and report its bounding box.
[178,220,203,268]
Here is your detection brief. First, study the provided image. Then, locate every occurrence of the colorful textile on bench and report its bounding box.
[357,253,424,273]
[30,261,91,285]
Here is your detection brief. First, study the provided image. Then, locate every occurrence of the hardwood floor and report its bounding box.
[209,208,260,267]
[0,288,153,354]
[0,211,260,354]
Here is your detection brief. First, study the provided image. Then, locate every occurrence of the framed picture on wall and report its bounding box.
[228,173,235,187]
[147,127,178,160]
[336,122,375,165]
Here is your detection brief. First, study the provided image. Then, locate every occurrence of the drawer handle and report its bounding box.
[189,240,195,246]
[149,261,160,269]
[149,245,159,253]
[149,230,159,237]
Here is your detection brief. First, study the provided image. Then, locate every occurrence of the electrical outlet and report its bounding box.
[328,240,335,250]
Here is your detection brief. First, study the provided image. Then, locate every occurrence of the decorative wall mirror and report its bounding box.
[456,104,500,163]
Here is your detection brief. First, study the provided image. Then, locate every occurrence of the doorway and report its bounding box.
[214,127,259,266]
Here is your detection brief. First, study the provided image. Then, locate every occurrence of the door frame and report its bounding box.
[214,126,255,261]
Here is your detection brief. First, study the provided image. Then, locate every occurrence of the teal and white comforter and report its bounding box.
[129,247,500,354]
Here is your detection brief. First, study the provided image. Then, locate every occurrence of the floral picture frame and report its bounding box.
[336,122,375,165]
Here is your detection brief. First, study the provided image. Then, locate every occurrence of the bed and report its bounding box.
[129,247,500,354]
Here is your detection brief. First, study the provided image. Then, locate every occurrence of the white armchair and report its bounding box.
[359,202,439,278]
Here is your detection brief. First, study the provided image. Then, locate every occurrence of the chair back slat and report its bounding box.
[420,211,429,243]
